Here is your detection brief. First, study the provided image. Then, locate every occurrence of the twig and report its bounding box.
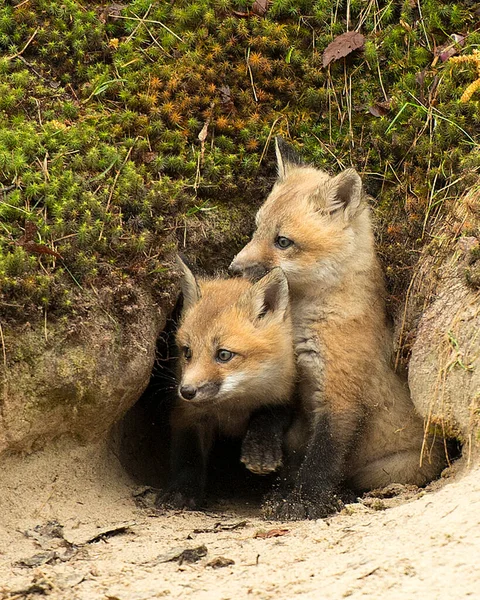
[259,117,281,166]
[246,48,258,103]
[112,13,183,42]
[98,140,137,241]
[0,321,6,373]
[6,27,39,60]
[312,133,346,169]
[126,6,153,44]
[0,185,15,194]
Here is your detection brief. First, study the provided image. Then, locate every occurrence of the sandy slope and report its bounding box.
[1,441,479,600]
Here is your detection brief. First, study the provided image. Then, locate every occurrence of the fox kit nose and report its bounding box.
[179,385,197,400]
[228,261,243,276]
[230,262,269,281]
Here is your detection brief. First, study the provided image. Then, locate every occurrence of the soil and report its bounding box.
[1,440,479,600]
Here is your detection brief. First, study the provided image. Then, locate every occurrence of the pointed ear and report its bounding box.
[241,267,289,323]
[324,168,363,218]
[176,254,201,312]
[275,136,306,180]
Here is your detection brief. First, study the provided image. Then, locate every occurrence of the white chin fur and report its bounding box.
[220,372,249,396]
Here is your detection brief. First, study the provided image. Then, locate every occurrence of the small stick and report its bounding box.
[0,321,6,373]
[7,27,39,60]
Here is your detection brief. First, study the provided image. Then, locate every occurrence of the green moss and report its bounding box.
[0,0,479,321]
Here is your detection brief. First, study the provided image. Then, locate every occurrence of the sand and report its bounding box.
[1,439,479,600]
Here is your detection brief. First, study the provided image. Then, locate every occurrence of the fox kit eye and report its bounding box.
[216,349,235,363]
[182,346,192,360]
[275,235,293,249]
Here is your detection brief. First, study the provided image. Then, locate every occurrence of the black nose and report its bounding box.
[235,264,269,281]
[180,385,197,400]
[228,262,243,276]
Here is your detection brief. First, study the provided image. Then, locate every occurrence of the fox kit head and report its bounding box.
[175,256,294,408]
[230,138,373,296]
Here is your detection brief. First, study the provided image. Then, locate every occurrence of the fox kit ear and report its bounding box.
[275,136,305,180]
[325,168,363,219]
[176,254,201,312]
[242,267,289,323]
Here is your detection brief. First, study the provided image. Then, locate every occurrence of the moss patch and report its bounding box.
[0,0,479,322]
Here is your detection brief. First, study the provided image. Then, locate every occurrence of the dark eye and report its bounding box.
[275,236,293,249]
[182,346,192,360]
[216,349,235,363]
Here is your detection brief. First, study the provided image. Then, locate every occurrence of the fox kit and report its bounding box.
[158,257,295,509]
[230,138,446,520]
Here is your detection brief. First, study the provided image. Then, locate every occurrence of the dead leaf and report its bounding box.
[193,520,247,534]
[23,520,65,546]
[254,528,289,539]
[219,85,234,112]
[156,544,208,565]
[368,101,390,117]
[198,120,209,144]
[232,10,250,17]
[100,3,126,23]
[16,551,57,568]
[21,242,63,259]
[84,523,134,544]
[436,34,465,63]
[206,556,235,569]
[252,0,269,17]
[322,31,365,68]
[7,577,53,598]
[17,221,63,259]
[233,1,269,18]
[63,521,135,546]
[143,152,158,164]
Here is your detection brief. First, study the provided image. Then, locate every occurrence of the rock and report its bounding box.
[0,284,165,456]
[404,187,480,451]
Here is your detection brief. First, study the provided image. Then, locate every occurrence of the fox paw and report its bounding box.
[240,436,283,476]
[262,491,344,521]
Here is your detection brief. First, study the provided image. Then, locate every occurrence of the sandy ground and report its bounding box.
[1,440,479,600]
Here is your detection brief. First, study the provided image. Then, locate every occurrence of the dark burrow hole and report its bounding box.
[115,298,276,510]
[115,299,463,513]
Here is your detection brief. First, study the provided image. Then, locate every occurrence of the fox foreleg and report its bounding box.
[265,410,359,520]
[241,405,293,475]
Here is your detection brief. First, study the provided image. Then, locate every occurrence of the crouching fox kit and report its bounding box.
[230,138,446,520]
[158,257,295,509]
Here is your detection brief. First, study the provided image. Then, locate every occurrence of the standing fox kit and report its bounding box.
[230,138,446,519]
[158,257,295,509]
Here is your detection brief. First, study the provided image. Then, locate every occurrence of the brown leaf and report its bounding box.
[233,1,269,18]
[254,528,289,539]
[17,221,63,259]
[206,556,235,569]
[193,520,247,534]
[322,31,365,68]
[198,120,209,144]
[436,34,465,62]
[232,10,250,18]
[252,0,269,17]
[157,544,208,565]
[368,100,391,118]
[21,242,62,260]
[23,221,38,243]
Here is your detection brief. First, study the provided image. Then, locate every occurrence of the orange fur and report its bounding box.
[231,142,446,492]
